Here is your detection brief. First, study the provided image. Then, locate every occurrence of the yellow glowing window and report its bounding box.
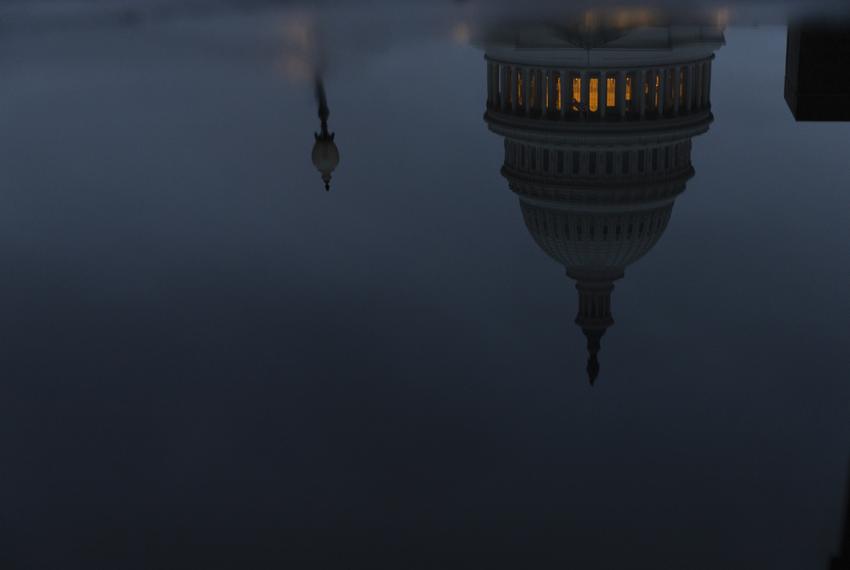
[606,77,616,107]
[517,72,524,106]
[572,77,581,105]
[625,76,632,101]
[654,74,661,107]
[555,76,562,111]
[589,77,599,112]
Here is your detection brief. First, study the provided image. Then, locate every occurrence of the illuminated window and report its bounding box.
[544,74,550,110]
[606,76,616,107]
[654,73,661,108]
[589,77,599,112]
[555,75,562,111]
[572,76,581,109]
[625,75,632,102]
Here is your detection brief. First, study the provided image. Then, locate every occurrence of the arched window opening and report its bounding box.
[517,71,524,107]
[571,76,582,111]
[589,76,600,112]
[654,73,661,109]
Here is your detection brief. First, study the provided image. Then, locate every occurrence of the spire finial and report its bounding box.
[572,275,617,386]
[583,328,605,386]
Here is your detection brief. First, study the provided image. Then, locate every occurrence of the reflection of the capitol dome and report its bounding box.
[312,76,339,192]
[482,13,724,384]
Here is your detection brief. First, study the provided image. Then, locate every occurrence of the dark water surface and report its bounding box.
[1,2,849,569]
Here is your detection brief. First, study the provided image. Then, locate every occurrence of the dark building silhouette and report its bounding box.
[833,458,850,570]
[785,22,850,121]
[481,14,724,384]
[312,77,339,191]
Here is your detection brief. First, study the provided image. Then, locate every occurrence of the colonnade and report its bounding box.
[503,139,693,179]
[486,59,713,120]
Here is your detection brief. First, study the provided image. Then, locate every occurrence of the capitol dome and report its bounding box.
[481,15,723,384]
[520,198,674,272]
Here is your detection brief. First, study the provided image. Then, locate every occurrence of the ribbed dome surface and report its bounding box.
[520,198,673,270]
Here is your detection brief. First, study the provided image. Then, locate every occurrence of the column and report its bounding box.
[534,69,542,116]
[580,71,589,120]
[636,70,646,118]
[653,69,660,115]
[547,70,556,117]
[493,63,501,109]
[600,72,607,119]
[524,67,531,116]
[538,69,545,115]
[537,70,543,116]
[499,64,508,112]
[508,65,519,114]
[695,63,703,110]
[617,70,626,118]
[546,69,558,115]
[561,69,569,119]
[685,64,694,113]
[704,63,712,108]
[672,66,680,116]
